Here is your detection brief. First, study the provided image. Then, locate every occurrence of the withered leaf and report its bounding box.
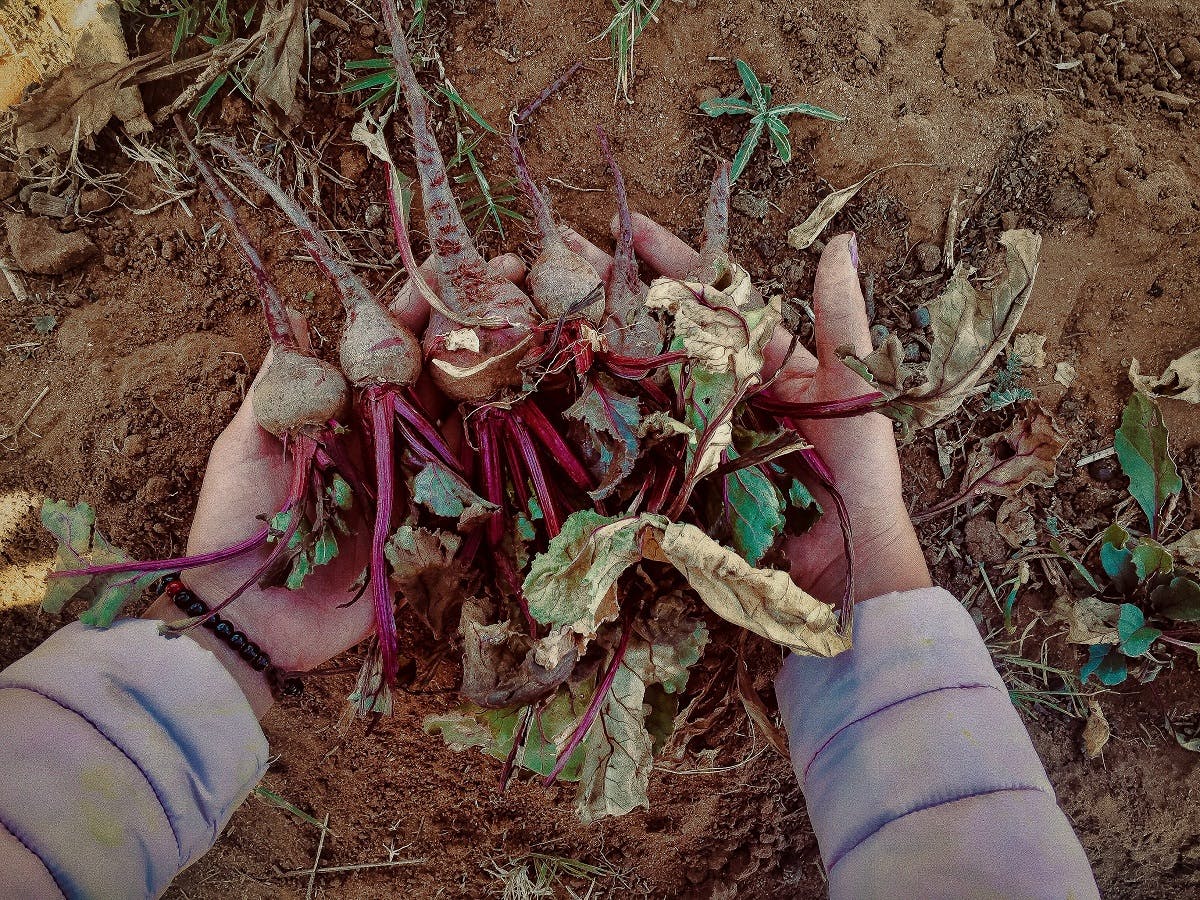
[1129,346,1200,405]
[249,0,307,119]
[916,409,1065,521]
[15,53,159,154]
[1082,699,1110,759]
[786,169,884,251]
[411,460,497,530]
[850,230,1042,429]
[736,658,790,758]
[564,378,642,501]
[384,526,466,638]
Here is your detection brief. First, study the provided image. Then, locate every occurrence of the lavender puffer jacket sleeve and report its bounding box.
[775,587,1099,900]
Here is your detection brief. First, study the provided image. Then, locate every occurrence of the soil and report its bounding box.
[3,0,1200,896]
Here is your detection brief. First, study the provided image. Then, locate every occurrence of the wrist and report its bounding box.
[852,521,933,601]
[142,592,276,718]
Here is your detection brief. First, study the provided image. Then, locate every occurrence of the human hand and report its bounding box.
[563,216,931,607]
[146,255,527,708]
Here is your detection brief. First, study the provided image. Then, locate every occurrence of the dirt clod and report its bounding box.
[942,20,997,81]
[1080,9,1115,34]
[915,242,941,271]
[5,213,98,275]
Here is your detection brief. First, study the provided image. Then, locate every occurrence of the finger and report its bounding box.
[390,255,438,332]
[612,212,700,279]
[761,322,818,393]
[562,227,614,281]
[814,233,870,366]
[392,253,527,333]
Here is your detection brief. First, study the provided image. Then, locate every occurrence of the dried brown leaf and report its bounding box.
[853,230,1042,429]
[14,52,159,153]
[1082,699,1110,759]
[916,409,1065,520]
[249,0,307,119]
[384,526,467,638]
[735,659,790,759]
[787,171,880,250]
[1168,531,1200,568]
[1130,347,1200,405]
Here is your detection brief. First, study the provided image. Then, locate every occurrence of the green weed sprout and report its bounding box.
[700,59,844,181]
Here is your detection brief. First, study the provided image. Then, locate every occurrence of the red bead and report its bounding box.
[164,580,183,596]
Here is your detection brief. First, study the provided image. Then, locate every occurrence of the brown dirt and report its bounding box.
[3,0,1200,896]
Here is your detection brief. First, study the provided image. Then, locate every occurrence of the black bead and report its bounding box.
[173,589,194,610]
[202,614,222,631]
[215,620,234,639]
[185,600,206,617]
[228,631,247,652]
[240,642,261,664]
[281,677,303,697]
[251,651,270,672]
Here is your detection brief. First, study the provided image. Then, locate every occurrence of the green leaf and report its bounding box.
[1152,576,1200,622]
[40,499,160,626]
[328,474,353,511]
[1116,603,1161,657]
[577,643,656,823]
[412,460,497,528]
[1050,538,1101,592]
[700,96,756,116]
[1131,539,1174,582]
[438,81,499,134]
[1114,392,1182,536]
[1100,523,1133,581]
[766,121,793,164]
[730,120,764,181]
[563,378,642,501]
[286,550,312,590]
[769,101,847,123]
[725,461,785,565]
[312,528,338,567]
[785,478,823,535]
[33,315,57,334]
[735,59,766,109]
[1081,643,1128,686]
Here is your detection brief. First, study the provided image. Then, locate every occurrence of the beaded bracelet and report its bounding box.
[157,574,303,699]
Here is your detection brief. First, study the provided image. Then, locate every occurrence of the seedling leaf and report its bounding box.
[1114,392,1182,537]
[1116,602,1161,657]
[1081,643,1127,686]
[1153,576,1200,622]
[700,97,757,116]
[412,461,498,528]
[1131,539,1173,582]
[736,59,766,109]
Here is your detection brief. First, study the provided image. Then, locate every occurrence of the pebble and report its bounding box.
[5,213,98,275]
[910,306,931,328]
[1180,36,1200,62]
[364,203,385,228]
[915,242,941,272]
[796,26,818,44]
[1080,9,1114,34]
[123,434,147,458]
[160,239,178,261]
[870,324,890,348]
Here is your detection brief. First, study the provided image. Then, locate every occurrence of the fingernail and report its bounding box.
[848,232,860,269]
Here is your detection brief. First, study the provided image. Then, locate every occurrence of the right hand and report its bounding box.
[564,217,931,607]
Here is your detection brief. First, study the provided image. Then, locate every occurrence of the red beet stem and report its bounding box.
[175,119,296,349]
[544,614,634,784]
[52,526,270,579]
[369,388,402,683]
[498,416,534,522]
[515,400,595,491]
[393,389,460,471]
[752,391,886,418]
[507,415,563,537]
[381,0,490,310]
[208,138,379,315]
[515,61,583,123]
[478,417,506,546]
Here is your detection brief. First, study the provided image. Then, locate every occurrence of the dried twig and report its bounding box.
[0,385,51,448]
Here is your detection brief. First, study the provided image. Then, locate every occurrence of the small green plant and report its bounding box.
[983,352,1035,412]
[1070,393,1199,687]
[700,60,845,181]
[598,0,665,102]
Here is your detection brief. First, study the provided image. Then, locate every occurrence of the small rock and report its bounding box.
[0,169,18,199]
[5,213,98,275]
[160,239,178,261]
[1180,36,1200,62]
[870,324,890,348]
[915,242,941,272]
[903,342,921,362]
[910,306,931,328]
[27,191,72,218]
[123,434,147,458]
[137,475,170,505]
[1089,458,1118,482]
[942,20,997,81]
[1080,9,1114,34]
[796,26,818,44]
[732,192,770,219]
[1000,210,1020,231]
[339,148,368,182]
[364,203,385,228]
[79,189,112,214]
[1155,91,1192,112]
[855,30,882,64]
